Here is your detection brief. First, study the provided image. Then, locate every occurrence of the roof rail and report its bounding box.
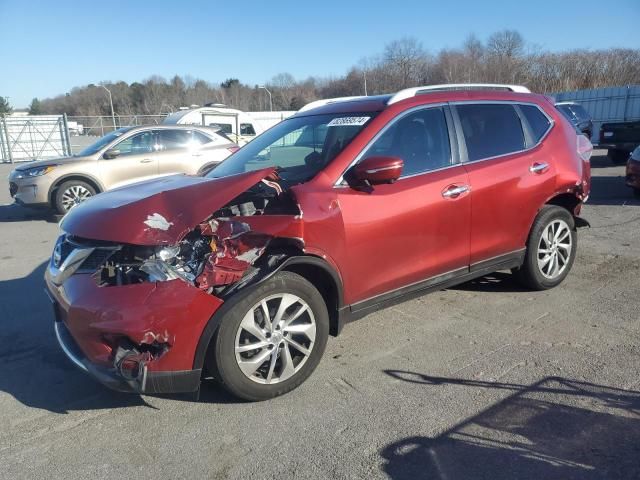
[387,84,531,105]
[298,96,367,112]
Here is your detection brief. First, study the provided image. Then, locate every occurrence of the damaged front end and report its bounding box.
[46,168,305,393]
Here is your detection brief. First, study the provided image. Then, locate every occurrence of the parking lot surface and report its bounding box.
[1,151,639,479]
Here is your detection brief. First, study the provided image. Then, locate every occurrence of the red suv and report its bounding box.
[45,84,592,401]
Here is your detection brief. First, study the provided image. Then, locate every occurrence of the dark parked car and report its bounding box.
[46,84,592,401]
[600,119,640,164]
[555,102,593,140]
[625,145,640,196]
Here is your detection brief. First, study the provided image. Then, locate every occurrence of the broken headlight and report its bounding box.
[97,232,214,287]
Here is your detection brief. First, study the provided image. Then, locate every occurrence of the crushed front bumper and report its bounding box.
[45,266,223,394]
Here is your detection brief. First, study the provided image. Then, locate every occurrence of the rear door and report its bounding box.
[454,102,555,266]
[98,130,159,189]
[155,129,234,176]
[336,105,471,303]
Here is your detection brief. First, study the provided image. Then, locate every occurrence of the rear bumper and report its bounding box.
[600,143,637,152]
[45,265,224,394]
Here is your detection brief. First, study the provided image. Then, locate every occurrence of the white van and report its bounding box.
[163,105,264,145]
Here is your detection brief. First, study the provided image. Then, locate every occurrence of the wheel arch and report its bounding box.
[48,174,104,207]
[544,192,590,228]
[192,253,345,373]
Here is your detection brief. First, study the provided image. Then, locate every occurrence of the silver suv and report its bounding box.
[8,125,238,214]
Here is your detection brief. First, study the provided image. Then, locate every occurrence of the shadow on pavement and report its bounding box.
[380,371,640,479]
[0,203,60,223]
[0,261,236,413]
[587,175,640,206]
[451,271,528,293]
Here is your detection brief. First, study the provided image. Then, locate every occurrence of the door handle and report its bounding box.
[529,162,549,174]
[140,158,153,163]
[442,184,470,198]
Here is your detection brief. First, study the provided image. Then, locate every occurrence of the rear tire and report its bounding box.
[208,271,329,401]
[608,149,628,165]
[54,180,96,214]
[514,205,577,290]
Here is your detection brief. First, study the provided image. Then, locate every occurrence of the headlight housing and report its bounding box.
[14,165,57,179]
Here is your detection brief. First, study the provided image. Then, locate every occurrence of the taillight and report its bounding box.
[227,146,240,154]
[577,134,592,162]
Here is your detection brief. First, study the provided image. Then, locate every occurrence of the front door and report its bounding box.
[99,130,159,189]
[336,105,471,304]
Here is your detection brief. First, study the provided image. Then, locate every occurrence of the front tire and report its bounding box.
[514,205,577,290]
[208,271,329,401]
[54,180,96,214]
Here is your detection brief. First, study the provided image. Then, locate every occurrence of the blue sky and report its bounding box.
[1,0,639,107]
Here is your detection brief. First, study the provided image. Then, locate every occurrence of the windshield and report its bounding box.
[207,113,376,184]
[76,127,135,156]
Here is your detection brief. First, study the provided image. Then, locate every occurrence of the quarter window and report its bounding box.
[361,107,452,177]
[192,131,214,145]
[457,104,525,161]
[520,105,551,143]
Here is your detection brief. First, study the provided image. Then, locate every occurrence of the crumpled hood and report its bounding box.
[61,168,276,245]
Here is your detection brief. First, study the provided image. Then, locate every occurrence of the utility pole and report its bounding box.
[98,85,116,130]
[363,70,368,96]
[258,86,273,112]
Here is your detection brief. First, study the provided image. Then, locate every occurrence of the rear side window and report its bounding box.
[457,104,525,161]
[157,130,193,150]
[520,105,551,143]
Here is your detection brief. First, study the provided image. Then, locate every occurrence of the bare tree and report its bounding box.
[35,31,640,117]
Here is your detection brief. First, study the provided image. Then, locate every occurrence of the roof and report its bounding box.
[297,84,533,116]
[293,95,392,117]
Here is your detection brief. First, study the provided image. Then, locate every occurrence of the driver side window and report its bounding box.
[361,107,452,177]
[113,131,156,156]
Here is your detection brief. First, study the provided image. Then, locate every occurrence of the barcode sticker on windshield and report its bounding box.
[327,116,370,127]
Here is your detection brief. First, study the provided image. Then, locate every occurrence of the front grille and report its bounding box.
[58,239,75,265]
[9,182,18,197]
[79,248,116,272]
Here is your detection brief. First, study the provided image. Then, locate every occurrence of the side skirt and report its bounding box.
[344,249,526,322]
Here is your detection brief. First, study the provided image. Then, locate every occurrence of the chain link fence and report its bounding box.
[0,114,72,163]
[66,115,167,137]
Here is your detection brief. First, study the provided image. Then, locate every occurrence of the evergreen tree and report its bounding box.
[0,96,12,115]
[29,97,42,115]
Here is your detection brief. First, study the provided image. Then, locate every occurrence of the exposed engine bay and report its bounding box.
[94,179,302,295]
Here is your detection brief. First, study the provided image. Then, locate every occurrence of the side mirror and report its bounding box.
[103,149,120,159]
[347,156,403,186]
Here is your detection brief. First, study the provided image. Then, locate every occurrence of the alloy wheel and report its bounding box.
[537,219,572,279]
[234,293,316,384]
[61,185,92,211]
